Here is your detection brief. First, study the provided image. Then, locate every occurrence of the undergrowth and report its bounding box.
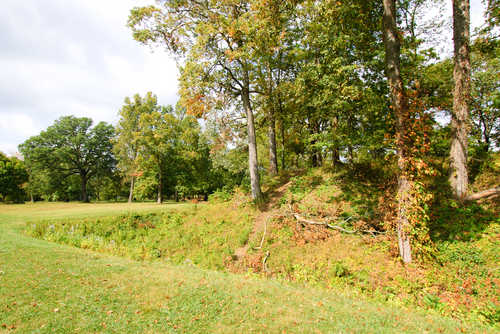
[25,201,256,270]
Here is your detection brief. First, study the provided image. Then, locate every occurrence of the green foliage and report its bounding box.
[406,180,434,261]
[423,293,446,312]
[428,200,497,242]
[25,205,254,270]
[113,94,144,201]
[331,260,350,278]
[0,152,28,203]
[437,242,486,266]
[469,39,500,151]
[208,187,233,204]
[481,303,500,324]
[19,116,115,202]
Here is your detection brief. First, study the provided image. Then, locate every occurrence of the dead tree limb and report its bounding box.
[255,206,385,251]
[254,213,273,250]
[287,205,385,235]
[464,187,500,202]
[262,251,270,272]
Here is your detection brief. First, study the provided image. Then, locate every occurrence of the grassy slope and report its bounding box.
[0,202,494,333]
[245,167,500,327]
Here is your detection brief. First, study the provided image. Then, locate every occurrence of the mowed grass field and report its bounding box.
[0,202,494,333]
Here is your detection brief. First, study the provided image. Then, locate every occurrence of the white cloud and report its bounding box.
[0,0,180,153]
[0,113,39,137]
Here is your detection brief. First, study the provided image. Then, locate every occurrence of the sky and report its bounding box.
[0,0,487,155]
[0,0,179,154]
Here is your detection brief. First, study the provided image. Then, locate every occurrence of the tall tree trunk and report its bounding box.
[81,172,88,203]
[128,176,135,203]
[383,0,412,264]
[314,120,322,166]
[348,145,354,167]
[278,107,286,171]
[268,112,278,175]
[96,176,101,202]
[317,151,323,166]
[331,117,341,166]
[268,64,278,176]
[243,69,263,200]
[157,165,163,204]
[310,117,321,167]
[449,0,470,199]
[332,148,341,166]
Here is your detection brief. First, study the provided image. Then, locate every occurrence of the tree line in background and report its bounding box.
[1,0,499,263]
[12,96,243,204]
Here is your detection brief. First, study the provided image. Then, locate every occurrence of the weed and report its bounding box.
[331,260,350,278]
[423,293,446,312]
[437,242,486,266]
[208,187,233,203]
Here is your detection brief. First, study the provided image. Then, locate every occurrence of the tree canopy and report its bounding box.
[0,152,29,203]
[19,116,116,202]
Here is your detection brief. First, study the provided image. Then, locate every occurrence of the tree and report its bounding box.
[449,0,470,199]
[114,94,145,202]
[485,0,500,29]
[383,0,412,263]
[0,152,29,203]
[19,116,115,202]
[470,41,500,152]
[128,0,263,200]
[131,93,172,204]
[292,0,387,167]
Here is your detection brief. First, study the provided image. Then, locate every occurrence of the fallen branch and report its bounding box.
[464,187,500,202]
[288,205,385,236]
[254,206,384,252]
[254,213,274,250]
[262,251,270,272]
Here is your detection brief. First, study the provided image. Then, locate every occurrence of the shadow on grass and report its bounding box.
[428,197,498,243]
[332,159,499,240]
[425,159,499,244]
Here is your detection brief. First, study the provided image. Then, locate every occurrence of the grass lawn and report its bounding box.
[0,202,494,333]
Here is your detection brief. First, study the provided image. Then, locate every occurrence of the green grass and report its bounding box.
[22,203,256,268]
[0,201,188,222]
[0,202,496,333]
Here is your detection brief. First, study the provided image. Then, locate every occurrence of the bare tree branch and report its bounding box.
[464,187,500,202]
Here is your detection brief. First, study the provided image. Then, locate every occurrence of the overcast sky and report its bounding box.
[0,0,487,155]
[0,0,179,154]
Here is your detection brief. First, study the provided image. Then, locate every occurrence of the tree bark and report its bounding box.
[449,0,470,199]
[96,175,101,202]
[279,112,286,172]
[309,117,322,167]
[331,117,341,166]
[243,69,263,200]
[332,148,341,166]
[268,64,278,176]
[268,108,278,176]
[81,172,89,202]
[157,165,163,204]
[383,0,412,264]
[128,176,135,203]
[464,187,500,201]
